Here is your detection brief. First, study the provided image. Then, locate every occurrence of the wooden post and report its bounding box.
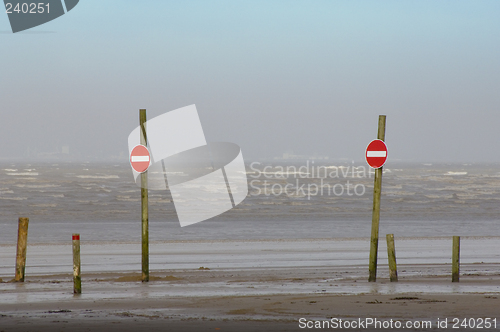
[15,217,29,282]
[72,234,81,294]
[386,234,398,282]
[140,109,149,282]
[368,115,386,282]
[452,236,460,282]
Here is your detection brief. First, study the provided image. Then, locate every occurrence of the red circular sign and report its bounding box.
[365,139,388,169]
[130,145,151,173]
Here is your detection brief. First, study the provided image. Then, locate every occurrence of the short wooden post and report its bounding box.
[452,236,460,282]
[72,234,81,294]
[15,217,29,282]
[368,115,386,282]
[140,109,149,282]
[386,234,398,282]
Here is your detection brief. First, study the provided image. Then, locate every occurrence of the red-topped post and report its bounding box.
[73,233,81,294]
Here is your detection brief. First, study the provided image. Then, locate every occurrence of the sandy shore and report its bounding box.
[1,293,499,331]
[1,238,499,331]
[1,268,500,331]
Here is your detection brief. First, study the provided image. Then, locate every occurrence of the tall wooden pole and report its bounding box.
[368,115,386,282]
[140,109,149,282]
[72,234,81,294]
[15,217,29,282]
[386,234,398,282]
[452,236,460,282]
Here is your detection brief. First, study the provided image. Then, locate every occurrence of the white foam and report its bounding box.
[445,171,468,176]
[76,175,120,179]
[15,184,60,188]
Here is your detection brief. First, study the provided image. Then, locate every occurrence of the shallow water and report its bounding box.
[1,237,499,278]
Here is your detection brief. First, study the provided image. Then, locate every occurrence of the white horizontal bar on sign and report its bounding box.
[131,156,150,162]
[367,151,387,158]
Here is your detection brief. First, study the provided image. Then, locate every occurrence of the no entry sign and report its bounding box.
[365,139,387,169]
[130,145,151,173]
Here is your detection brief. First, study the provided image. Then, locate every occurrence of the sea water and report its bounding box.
[0,161,499,244]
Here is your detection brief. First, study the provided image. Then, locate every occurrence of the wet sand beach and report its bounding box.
[1,238,499,331]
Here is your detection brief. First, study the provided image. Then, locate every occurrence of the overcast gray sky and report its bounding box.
[1,1,499,163]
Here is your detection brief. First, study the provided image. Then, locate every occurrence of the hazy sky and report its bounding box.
[1,1,499,163]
